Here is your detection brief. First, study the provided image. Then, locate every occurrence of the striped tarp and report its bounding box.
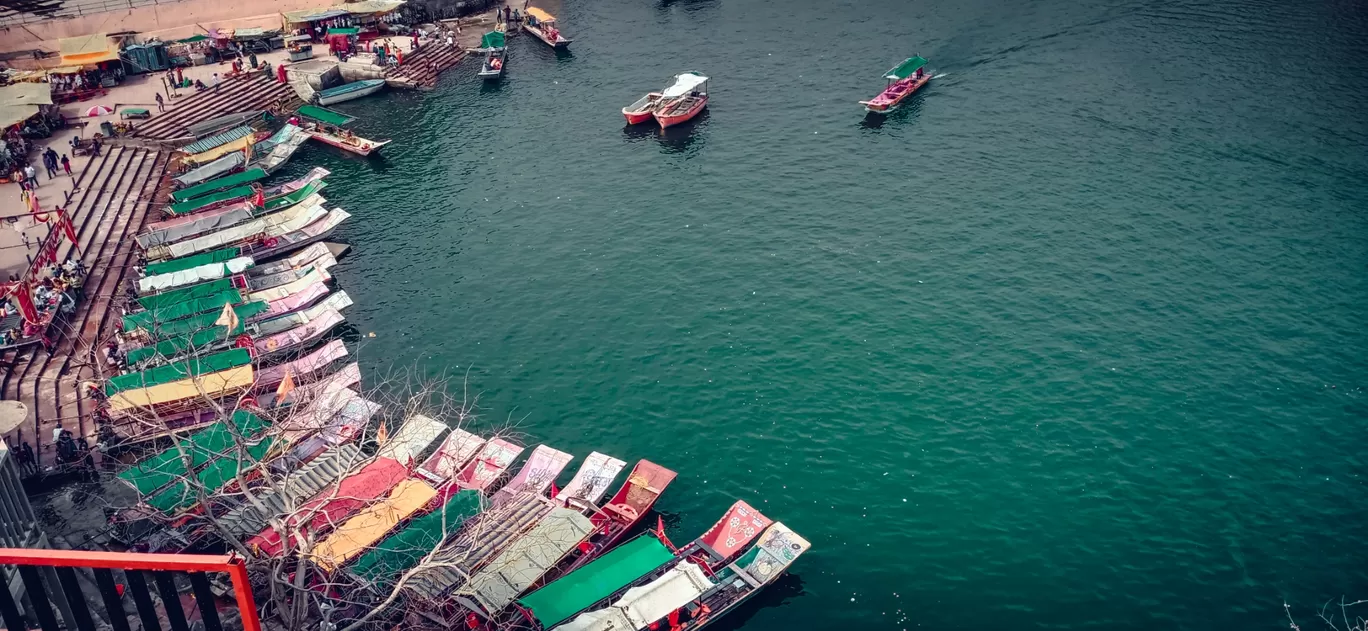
[180,125,253,156]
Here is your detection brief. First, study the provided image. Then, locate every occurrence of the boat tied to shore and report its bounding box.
[654,72,709,129]
[860,55,931,114]
[525,7,571,49]
[478,31,508,81]
[314,79,387,107]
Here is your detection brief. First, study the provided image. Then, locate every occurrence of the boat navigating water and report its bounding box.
[478,31,508,81]
[859,56,931,113]
[315,79,388,106]
[525,7,572,49]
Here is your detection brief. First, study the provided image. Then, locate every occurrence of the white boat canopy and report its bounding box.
[661,72,708,98]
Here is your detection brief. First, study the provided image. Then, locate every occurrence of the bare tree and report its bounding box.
[1286,598,1368,631]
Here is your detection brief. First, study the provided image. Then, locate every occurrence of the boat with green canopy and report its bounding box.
[124,314,258,368]
[122,288,246,333]
[142,247,244,277]
[515,532,676,629]
[860,55,931,114]
[106,348,252,396]
[296,105,355,127]
[348,490,486,587]
[478,31,508,81]
[137,277,240,310]
[127,299,268,340]
[171,168,268,203]
[115,409,268,496]
[167,184,255,216]
[145,436,275,514]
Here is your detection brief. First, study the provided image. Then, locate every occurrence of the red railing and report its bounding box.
[0,548,261,631]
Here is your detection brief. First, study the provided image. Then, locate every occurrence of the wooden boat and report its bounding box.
[478,31,507,81]
[524,7,571,48]
[490,445,573,502]
[622,92,664,125]
[565,460,676,572]
[654,72,709,129]
[314,78,386,106]
[252,124,309,174]
[860,56,931,114]
[185,110,263,138]
[305,123,391,156]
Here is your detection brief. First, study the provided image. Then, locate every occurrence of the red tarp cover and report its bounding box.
[248,457,408,556]
[697,500,772,560]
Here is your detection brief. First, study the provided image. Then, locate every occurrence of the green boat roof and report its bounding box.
[172,168,267,203]
[123,288,243,332]
[517,534,675,627]
[143,247,242,277]
[349,490,484,585]
[296,105,354,127]
[106,348,252,395]
[143,300,268,340]
[138,278,235,310]
[480,31,506,49]
[117,410,268,497]
[885,56,928,80]
[263,180,327,212]
[167,185,254,216]
[125,319,245,366]
[146,437,275,513]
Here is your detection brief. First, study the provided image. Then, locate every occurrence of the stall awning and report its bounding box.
[326,27,359,35]
[283,8,348,23]
[234,27,267,38]
[0,83,54,128]
[58,33,120,66]
[339,0,405,14]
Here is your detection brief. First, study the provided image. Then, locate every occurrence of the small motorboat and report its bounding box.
[477,32,508,81]
[654,72,709,129]
[622,92,664,125]
[525,7,571,48]
[303,123,391,156]
[314,79,386,106]
[860,56,931,114]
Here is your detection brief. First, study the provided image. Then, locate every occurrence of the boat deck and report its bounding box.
[0,147,171,469]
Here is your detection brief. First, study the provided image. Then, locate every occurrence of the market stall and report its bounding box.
[55,33,124,102]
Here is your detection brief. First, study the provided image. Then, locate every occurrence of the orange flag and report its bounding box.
[376,420,388,446]
[275,370,295,402]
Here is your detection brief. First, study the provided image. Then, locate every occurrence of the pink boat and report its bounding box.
[653,72,709,129]
[454,438,525,493]
[860,56,931,114]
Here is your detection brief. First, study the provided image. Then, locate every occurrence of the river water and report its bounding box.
[59,0,1368,628]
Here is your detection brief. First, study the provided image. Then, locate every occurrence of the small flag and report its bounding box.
[251,186,265,209]
[375,420,388,446]
[275,370,295,402]
[548,481,559,500]
[213,302,239,335]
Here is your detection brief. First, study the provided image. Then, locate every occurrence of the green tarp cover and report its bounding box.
[143,247,241,277]
[106,348,252,395]
[176,34,209,43]
[125,321,243,366]
[172,167,267,203]
[137,278,235,310]
[517,535,675,627]
[327,27,360,35]
[123,289,242,332]
[885,56,928,80]
[350,491,483,584]
[145,301,268,340]
[179,126,254,159]
[296,105,354,127]
[480,31,506,49]
[146,437,275,513]
[117,410,267,496]
[263,180,327,212]
[167,185,253,215]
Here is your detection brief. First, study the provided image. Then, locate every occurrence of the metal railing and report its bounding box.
[0,0,183,27]
[0,548,261,631]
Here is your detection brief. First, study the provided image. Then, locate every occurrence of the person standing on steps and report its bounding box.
[23,163,37,189]
[61,154,72,176]
[155,92,164,112]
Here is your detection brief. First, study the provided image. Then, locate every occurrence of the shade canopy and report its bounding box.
[296,104,354,127]
[526,7,555,21]
[58,34,119,66]
[479,31,506,50]
[661,72,708,98]
[884,56,928,80]
[517,534,674,627]
[171,168,267,203]
[0,83,54,128]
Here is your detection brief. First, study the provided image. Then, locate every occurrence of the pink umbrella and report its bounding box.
[85,105,113,117]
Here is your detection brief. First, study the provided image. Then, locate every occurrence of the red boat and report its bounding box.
[653,72,709,129]
[860,56,931,114]
[555,460,676,574]
[622,92,664,125]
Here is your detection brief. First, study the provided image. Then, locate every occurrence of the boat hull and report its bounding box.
[478,67,505,80]
[526,25,571,48]
[316,82,386,106]
[622,93,662,124]
[307,131,391,156]
[655,95,707,129]
[860,74,931,113]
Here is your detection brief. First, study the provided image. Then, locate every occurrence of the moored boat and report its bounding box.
[622,92,664,125]
[859,55,931,114]
[525,7,571,48]
[305,123,391,156]
[314,79,387,106]
[478,31,507,81]
[654,72,709,129]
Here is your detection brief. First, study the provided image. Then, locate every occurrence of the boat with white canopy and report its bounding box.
[654,72,709,129]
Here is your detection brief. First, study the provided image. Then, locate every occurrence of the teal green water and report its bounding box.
[270,0,1368,627]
